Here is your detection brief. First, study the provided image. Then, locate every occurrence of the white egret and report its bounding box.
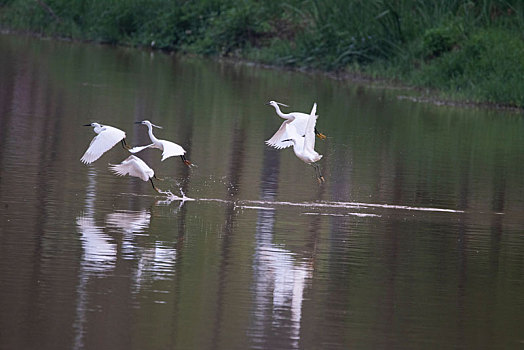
[129,120,192,166]
[265,101,326,149]
[109,155,162,193]
[81,123,129,164]
[281,102,325,183]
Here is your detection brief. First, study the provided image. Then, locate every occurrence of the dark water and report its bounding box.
[0,34,523,350]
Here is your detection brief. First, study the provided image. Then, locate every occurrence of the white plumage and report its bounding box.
[109,155,155,182]
[129,120,191,165]
[81,123,126,164]
[265,101,325,149]
[281,103,325,183]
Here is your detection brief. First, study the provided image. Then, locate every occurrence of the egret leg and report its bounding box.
[180,155,192,167]
[150,178,161,193]
[313,163,325,183]
[317,164,325,183]
[314,127,327,140]
[121,138,131,150]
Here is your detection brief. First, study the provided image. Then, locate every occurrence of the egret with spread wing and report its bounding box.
[81,123,129,164]
[281,102,325,183]
[265,101,326,149]
[129,120,192,166]
[109,155,162,192]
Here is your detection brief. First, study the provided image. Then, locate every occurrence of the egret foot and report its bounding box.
[314,127,326,140]
[180,155,193,167]
[121,139,131,150]
[312,163,325,184]
[150,178,161,193]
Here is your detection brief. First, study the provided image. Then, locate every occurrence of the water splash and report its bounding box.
[157,187,195,202]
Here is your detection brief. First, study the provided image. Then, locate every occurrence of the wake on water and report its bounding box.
[123,187,469,218]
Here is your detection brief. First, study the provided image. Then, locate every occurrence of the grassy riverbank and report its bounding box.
[2,0,524,108]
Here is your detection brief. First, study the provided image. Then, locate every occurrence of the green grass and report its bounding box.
[1,0,524,108]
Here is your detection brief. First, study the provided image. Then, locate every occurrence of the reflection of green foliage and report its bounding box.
[2,0,524,106]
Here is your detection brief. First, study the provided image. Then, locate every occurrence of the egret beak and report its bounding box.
[134,121,142,124]
[83,124,92,126]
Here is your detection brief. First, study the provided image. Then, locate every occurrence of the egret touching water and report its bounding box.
[266,100,326,149]
[281,102,325,183]
[109,155,162,193]
[129,120,192,166]
[81,123,129,164]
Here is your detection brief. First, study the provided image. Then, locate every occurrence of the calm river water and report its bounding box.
[0,34,523,350]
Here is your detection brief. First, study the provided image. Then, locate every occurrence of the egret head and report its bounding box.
[266,101,289,108]
[135,120,162,129]
[84,122,101,128]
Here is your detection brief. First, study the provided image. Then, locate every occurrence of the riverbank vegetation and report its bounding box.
[1,0,524,108]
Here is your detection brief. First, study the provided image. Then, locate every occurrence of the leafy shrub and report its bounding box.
[2,0,524,106]
[414,28,524,106]
[422,25,460,58]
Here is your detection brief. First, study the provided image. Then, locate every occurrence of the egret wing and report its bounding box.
[286,123,305,150]
[81,126,126,164]
[128,144,154,154]
[304,103,318,154]
[109,155,151,181]
[288,113,310,135]
[160,140,186,161]
[265,119,294,149]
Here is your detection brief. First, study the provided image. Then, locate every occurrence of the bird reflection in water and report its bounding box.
[73,168,179,349]
[106,209,151,257]
[76,168,116,272]
[105,209,177,292]
[74,168,117,350]
[249,147,313,349]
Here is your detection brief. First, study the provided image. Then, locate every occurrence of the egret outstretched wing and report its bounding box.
[159,140,186,161]
[289,116,310,136]
[81,125,126,164]
[304,103,318,154]
[265,119,295,149]
[109,155,153,182]
[266,100,325,142]
[128,144,154,154]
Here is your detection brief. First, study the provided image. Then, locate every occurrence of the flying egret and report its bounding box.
[109,155,162,193]
[265,100,326,149]
[281,102,325,183]
[81,123,129,164]
[129,120,192,166]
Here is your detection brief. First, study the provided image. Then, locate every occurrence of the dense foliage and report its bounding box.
[1,0,524,107]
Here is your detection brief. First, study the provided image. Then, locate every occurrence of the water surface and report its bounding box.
[0,34,523,350]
